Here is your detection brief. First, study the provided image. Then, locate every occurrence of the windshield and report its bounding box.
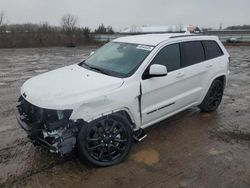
[79,42,153,78]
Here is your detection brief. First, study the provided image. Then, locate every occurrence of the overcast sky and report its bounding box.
[0,0,250,31]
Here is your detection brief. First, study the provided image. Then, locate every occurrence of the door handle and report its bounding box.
[176,73,185,78]
[206,64,213,68]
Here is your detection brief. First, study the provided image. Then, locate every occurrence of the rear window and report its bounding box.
[202,41,223,60]
[180,41,205,67]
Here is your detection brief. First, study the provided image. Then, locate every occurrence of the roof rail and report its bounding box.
[169,34,203,39]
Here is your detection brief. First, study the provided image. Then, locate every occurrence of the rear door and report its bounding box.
[199,40,225,99]
[177,41,211,106]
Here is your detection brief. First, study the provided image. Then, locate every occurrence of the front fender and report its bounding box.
[70,87,141,129]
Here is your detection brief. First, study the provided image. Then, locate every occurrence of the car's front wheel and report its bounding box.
[77,114,133,167]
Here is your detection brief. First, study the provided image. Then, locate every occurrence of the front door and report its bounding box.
[141,43,183,125]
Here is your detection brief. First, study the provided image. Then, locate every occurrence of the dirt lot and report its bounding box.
[0,46,250,188]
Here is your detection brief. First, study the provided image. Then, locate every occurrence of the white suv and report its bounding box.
[17,33,230,166]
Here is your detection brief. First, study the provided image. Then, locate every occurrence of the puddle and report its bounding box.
[223,95,230,99]
[231,83,240,87]
[132,149,159,166]
[179,173,198,187]
[225,155,233,162]
[1,77,18,82]
[34,69,49,73]
[201,113,211,118]
[208,148,224,155]
[245,95,250,99]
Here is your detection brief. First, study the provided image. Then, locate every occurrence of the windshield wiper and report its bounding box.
[81,63,111,76]
[80,62,91,69]
[89,66,111,76]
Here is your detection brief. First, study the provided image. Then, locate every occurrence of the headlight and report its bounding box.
[57,110,73,120]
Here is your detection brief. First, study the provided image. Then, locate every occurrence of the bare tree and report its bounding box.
[61,14,78,33]
[61,14,78,46]
[0,11,8,33]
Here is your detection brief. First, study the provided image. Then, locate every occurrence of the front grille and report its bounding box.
[17,96,59,124]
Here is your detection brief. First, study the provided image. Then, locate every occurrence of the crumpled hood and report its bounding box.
[21,64,124,109]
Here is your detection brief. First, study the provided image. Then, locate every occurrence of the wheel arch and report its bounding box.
[199,73,227,104]
[73,107,138,130]
[215,75,227,89]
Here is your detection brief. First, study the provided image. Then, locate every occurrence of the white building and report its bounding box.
[122,25,201,34]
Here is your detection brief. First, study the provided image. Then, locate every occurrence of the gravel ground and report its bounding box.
[0,46,250,188]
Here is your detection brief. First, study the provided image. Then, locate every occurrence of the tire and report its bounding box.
[198,79,224,112]
[77,113,133,167]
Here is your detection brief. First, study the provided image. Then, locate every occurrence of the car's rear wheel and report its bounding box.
[77,114,133,167]
[199,79,224,112]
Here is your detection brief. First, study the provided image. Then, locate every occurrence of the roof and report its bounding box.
[113,33,207,46]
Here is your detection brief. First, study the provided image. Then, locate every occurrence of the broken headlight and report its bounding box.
[56,110,73,121]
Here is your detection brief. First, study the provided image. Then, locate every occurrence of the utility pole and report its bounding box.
[219,23,223,30]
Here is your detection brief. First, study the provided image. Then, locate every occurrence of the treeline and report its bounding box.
[225,25,250,30]
[0,13,114,48]
[0,23,86,48]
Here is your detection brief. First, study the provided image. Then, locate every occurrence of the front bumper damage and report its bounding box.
[16,96,81,155]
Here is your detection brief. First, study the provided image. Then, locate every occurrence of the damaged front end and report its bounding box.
[16,96,81,155]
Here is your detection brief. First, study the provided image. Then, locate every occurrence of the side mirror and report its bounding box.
[148,64,167,77]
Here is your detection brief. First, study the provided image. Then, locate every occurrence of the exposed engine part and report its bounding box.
[16,96,81,155]
[41,124,79,154]
[50,128,77,154]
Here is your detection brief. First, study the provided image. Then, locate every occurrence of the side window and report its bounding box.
[203,40,223,60]
[151,44,180,72]
[180,41,205,67]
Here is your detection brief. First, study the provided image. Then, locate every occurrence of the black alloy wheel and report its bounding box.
[208,83,223,108]
[77,114,132,166]
[199,79,224,112]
